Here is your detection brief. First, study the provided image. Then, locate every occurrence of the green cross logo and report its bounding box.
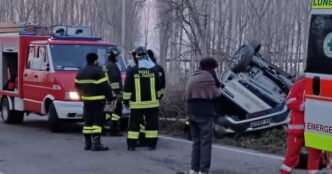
[323,32,332,58]
[328,39,332,52]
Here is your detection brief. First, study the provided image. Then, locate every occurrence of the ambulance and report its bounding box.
[305,0,332,169]
[0,22,127,132]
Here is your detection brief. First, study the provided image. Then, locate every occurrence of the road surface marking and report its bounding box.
[159,135,284,161]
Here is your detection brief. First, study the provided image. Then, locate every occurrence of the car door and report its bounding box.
[23,45,52,113]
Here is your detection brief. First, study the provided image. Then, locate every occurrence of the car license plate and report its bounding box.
[250,118,271,128]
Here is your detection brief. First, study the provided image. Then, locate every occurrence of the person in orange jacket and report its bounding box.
[280,78,325,174]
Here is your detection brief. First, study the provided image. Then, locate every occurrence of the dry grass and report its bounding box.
[214,128,287,154]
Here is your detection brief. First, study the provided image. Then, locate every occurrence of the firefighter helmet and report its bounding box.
[108,47,121,57]
[133,46,147,57]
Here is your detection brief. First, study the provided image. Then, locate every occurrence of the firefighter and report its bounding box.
[105,47,123,136]
[280,78,325,174]
[129,49,146,147]
[75,53,112,151]
[123,46,161,151]
[130,48,147,147]
[136,49,166,147]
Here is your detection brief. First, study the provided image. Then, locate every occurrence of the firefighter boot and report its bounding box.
[188,170,198,174]
[127,146,136,151]
[91,135,109,151]
[109,121,123,137]
[84,134,92,150]
[127,139,136,151]
[137,132,147,147]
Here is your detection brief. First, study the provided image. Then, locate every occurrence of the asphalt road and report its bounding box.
[0,115,327,174]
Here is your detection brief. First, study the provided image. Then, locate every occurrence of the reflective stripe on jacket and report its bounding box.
[75,65,112,101]
[104,61,122,94]
[123,66,161,109]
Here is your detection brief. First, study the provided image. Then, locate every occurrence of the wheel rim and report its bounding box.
[1,101,9,121]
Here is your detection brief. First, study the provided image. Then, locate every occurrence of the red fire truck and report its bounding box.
[0,22,127,132]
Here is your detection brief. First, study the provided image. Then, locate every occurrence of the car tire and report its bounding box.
[230,44,255,73]
[1,97,24,124]
[248,40,261,52]
[48,103,61,132]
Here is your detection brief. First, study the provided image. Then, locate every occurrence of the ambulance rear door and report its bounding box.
[305,3,332,151]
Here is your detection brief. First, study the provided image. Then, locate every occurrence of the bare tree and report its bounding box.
[156,0,311,83]
[0,0,143,59]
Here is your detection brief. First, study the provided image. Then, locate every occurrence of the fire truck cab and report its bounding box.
[304,1,332,152]
[0,22,126,132]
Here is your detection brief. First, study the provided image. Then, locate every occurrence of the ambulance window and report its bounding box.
[306,14,332,74]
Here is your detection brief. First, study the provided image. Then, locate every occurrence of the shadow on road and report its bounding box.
[2,115,83,134]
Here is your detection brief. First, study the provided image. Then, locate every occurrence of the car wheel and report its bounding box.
[1,97,24,124]
[230,44,254,73]
[248,40,261,52]
[48,103,61,132]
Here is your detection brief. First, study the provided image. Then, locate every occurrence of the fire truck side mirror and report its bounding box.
[45,63,50,71]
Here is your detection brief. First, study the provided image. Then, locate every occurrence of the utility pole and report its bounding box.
[121,0,126,58]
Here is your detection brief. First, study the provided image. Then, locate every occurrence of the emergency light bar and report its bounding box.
[50,35,101,41]
[0,22,100,40]
[52,25,92,36]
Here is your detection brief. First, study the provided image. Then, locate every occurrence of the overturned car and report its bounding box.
[214,41,295,136]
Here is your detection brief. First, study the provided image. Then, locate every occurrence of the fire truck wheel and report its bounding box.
[1,97,24,124]
[48,103,61,132]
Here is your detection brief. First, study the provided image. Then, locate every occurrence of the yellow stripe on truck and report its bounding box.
[305,131,332,151]
[312,0,332,9]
